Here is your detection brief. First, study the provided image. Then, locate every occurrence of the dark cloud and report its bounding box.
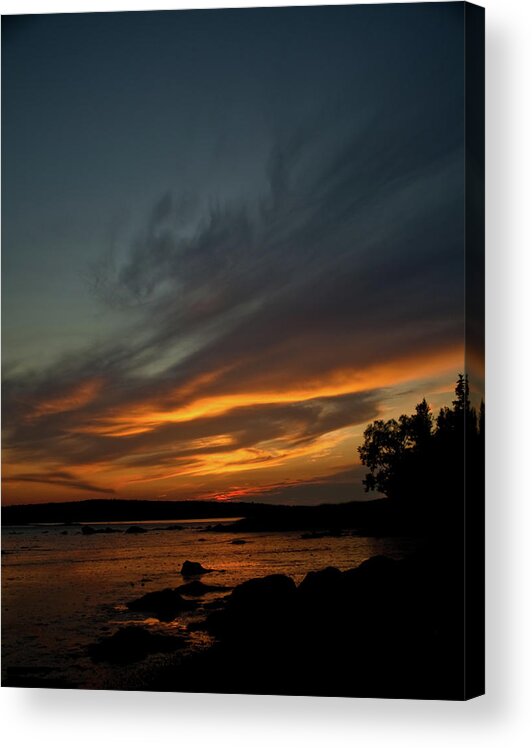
[3,471,115,495]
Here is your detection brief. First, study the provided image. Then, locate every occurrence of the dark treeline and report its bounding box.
[2,496,395,531]
[2,499,256,526]
[358,373,484,533]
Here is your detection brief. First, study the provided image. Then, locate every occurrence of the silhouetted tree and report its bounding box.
[453,373,467,415]
[357,417,411,497]
[358,374,482,511]
[409,398,433,449]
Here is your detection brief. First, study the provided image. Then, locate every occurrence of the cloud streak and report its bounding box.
[3,471,116,496]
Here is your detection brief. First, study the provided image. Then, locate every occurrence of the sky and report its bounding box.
[2,3,467,505]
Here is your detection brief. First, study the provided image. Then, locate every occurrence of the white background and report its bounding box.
[1,0,531,746]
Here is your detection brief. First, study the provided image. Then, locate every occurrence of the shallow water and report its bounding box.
[1,520,419,689]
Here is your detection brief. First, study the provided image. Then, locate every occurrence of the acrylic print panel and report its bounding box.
[1,2,485,699]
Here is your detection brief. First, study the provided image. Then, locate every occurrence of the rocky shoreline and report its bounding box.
[81,546,466,700]
[3,540,466,699]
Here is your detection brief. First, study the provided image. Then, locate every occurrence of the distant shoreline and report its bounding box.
[6,517,245,528]
[2,496,422,536]
[1,498,274,525]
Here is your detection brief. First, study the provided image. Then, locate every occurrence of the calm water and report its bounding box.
[2,520,419,689]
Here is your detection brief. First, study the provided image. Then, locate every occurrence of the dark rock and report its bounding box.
[230,538,248,545]
[125,525,148,534]
[342,555,398,592]
[164,524,185,531]
[127,588,195,620]
[200,520,226,532]
[88,626,184,664]
[180,560,212,577]
[81,525,121,535]
[176,580,231,597]
[204,574,297,640]
[230,574,296,608]
[298,566,343,601]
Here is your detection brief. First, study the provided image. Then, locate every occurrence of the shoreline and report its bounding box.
[3,539,464,699]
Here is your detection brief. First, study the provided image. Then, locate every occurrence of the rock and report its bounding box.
[180,560,212,577]
[81,525,120,535]
[229,574,296,608]
[125,525,148,534]
[298,566,343,601]
[230,539,247,545]
[338,556,402,635]
[164,524,185,531]
[204,574,297,639]
[342,555,398,592]
[127,588,195,620]
[176,580,231,597]
[88,626,184,664]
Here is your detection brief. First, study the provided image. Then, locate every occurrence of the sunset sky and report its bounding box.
[2,4,466,505]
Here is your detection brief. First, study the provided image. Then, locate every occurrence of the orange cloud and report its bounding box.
[28,378,103,419]
[71,343,462,438]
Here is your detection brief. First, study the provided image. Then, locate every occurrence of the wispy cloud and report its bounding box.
[3,471,115,495]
